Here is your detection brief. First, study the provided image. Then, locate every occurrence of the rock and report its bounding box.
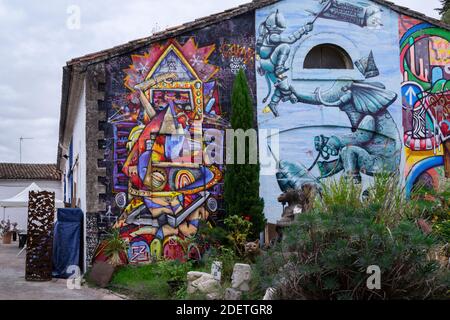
[231,263,252,292]
[211,261,222,281]
[88,261,115,288]
[417,218,432,235]
[224,288,242,300]
[187,271,221,295]
[263,287,276,300]
[206,292,223,300]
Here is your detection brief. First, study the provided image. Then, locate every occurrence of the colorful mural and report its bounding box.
[399,15,450,196]
[91,1,449,261]
[101,14,256,263]
[110,38,226,263]
[256,0,403,223]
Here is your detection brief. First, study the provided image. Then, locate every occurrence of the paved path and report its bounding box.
[0,242,124,300]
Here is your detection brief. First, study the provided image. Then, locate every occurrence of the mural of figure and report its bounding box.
[256,10,314,116]
[256,0,403,222]
[271,80,401,185]
[257,10,313,78]
[311,81,401,182]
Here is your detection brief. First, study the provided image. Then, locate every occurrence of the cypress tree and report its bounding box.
[438,0,450,24]
[224,69,265,238]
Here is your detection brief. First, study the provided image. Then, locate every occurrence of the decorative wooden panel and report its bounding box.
[25,191,55,281]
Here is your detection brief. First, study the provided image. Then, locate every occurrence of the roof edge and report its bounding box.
[64,0,449,69]
[0,163,62,181]
[373,0,450,30]
[56,66,72,170]
[66,0,277,68]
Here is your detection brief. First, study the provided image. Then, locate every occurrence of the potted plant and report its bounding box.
[88,230,128,288]
[103,229,129,267]
[1,219,12,244]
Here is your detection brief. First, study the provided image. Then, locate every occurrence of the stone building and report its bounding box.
[57,0,450,266]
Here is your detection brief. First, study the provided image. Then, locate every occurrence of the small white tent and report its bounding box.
[0,182,64,229]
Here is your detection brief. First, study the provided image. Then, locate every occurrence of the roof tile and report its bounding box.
[0,163,61,181]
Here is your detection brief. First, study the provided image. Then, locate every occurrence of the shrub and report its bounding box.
[108,259,194,299]
[411,181,449,243]
[202,246,240,282]
[103,229,128,266]
[158,259,194,282]
[255,175,450,300]
[224,215,253,257]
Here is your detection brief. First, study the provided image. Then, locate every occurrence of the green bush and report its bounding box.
[255,175,450,300]
[410,181,449,243]
[202,246,240,282]
[110,264,171,299]
[109,259,194,299]
[223,215,253,257]
[434,220,450,242]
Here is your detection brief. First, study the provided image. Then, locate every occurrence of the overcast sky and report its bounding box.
[0,0,443,164]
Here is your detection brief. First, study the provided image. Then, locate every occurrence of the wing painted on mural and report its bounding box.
[351,81,397,114]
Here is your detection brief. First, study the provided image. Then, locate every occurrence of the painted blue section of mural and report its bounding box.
[405,156,444,199]
[256,0,404,223]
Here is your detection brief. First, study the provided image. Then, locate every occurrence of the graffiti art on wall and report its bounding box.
[99,13,256,263]
[256,0,403,222]
[107,38,229,263]
[220,43,255,75]
[399,15,450,196]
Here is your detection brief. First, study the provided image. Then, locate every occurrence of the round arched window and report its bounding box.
[303,44,353,69]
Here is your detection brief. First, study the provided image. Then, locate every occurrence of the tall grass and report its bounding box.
[253,174,449,300]
[316,173,419,227]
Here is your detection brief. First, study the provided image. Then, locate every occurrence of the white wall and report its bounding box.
[63,80,87,214]
[62,79,87,272]
[0,179,63,230]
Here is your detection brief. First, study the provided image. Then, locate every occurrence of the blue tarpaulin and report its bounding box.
[52,208,83,279]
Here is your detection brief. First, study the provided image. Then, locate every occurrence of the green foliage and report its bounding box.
[255,176,450,300]
[411,181,450,242]
[317,174,419,227]
[202,246,240,282]
[434,220,450,241]
[224,69,265,238]
[109,259,194,299]
[438,0,450,23]
[158,259,194,281]
[224,215,253,256]
[110,263,171,299]
[196,220,229,247]
[103,229,128,266]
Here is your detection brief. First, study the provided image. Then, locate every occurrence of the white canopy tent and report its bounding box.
[0,182,64,229]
